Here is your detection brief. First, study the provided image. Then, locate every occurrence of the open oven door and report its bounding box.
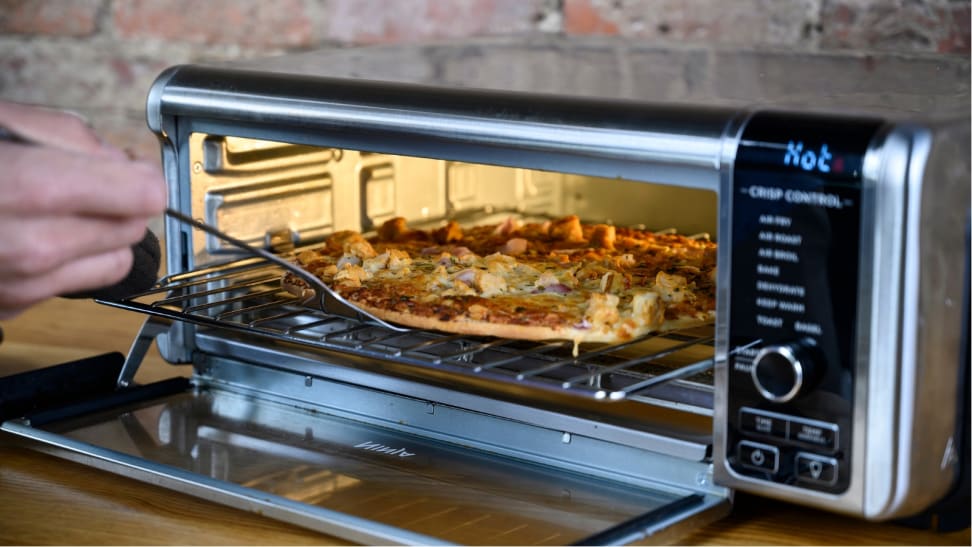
[1,349,730,546]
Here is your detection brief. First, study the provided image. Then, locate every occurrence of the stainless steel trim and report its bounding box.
[881,120,968,518]
[857,123,913,518]
[712,107,749,508]
[146,65,735,192]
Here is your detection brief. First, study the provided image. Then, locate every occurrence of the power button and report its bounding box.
[737,440,780,473]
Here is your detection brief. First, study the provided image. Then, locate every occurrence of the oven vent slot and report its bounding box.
[102,255,716,412]
[203,175,335,253]
[359,161,396,231]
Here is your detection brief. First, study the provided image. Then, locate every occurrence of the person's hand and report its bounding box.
[0,101,165,319]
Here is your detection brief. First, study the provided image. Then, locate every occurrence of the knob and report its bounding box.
[751,341,820,403]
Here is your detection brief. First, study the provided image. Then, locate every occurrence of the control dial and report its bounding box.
[751,340,821,403]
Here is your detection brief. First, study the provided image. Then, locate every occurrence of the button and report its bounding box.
[737,440,779,473]
[739,407,788,439]
[788,417,839,451]
[795,452,838,485]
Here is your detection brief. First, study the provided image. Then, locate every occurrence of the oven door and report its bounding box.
[1,350,730,546]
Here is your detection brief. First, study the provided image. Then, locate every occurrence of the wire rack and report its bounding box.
[103,254,717,408]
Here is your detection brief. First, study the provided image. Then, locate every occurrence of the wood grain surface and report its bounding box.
[0,298,968,545]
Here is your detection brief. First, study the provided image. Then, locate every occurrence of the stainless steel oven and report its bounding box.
[1,64,967,545]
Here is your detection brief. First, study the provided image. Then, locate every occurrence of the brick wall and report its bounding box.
[1,0,968,160]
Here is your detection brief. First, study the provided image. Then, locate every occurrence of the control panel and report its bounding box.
[725,112,882,493]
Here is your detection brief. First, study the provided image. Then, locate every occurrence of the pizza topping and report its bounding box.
[630,289,664,329]
[333,263,371,287]
[337,254,363,269]
[363,249,413,273]
[590,224,616,250]
[499,237,528,256]
[435,220,464,243]
[654,271,689,303]
[599,271,626,294]
[452,268,508,297]
[534,271,573,294]
[549,215,584,243]
[467,303,489,320]
[583,292,620,332]
[484,252,516,273]
[378,217,413,242]
[286,214,716,344]
[493,216,522,237]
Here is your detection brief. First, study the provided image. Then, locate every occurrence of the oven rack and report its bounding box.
[103,254,718,410]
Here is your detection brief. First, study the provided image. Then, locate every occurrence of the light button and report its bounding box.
[795,452,838,485]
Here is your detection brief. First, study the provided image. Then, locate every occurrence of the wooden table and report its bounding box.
[1,298,968,545]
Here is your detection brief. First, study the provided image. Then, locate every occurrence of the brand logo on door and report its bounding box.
[355,441,416,458]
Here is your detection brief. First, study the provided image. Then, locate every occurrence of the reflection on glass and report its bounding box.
[48,390,687,545]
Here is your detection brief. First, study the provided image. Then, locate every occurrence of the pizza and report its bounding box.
[283,214,716,346]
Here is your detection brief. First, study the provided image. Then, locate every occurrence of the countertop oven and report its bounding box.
[1,64,968,545]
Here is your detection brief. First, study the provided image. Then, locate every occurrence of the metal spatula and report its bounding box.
[165,209,408,332]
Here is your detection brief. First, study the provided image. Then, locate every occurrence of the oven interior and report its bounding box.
[5,133,734,545]
[158,134,720,406]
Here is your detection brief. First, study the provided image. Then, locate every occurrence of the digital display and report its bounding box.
[783,141,834,173]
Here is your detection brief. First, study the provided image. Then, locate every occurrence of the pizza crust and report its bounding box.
[352,301,714,343]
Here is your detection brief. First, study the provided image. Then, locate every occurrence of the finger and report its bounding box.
[0,101,115,156]
[0,247,133,319]
[0,214,150,278]
[0,143,165,217]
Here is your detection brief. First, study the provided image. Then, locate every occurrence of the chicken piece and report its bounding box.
[434,220,464,244]
[630,289,664,328]
[599,270,626,294]
[378,217,411,242]
[297,249,319,264]
[452,268,508,297]
[345,238,377,259]
[467,303,490,320]
[654,271,689,303]
[333,263,372,287]
[484,252,517,275]
[589,224,616,250]
[549,215,584,243]
[326,230,374,256]
[363,248,412,273]
[583,292,620,331]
